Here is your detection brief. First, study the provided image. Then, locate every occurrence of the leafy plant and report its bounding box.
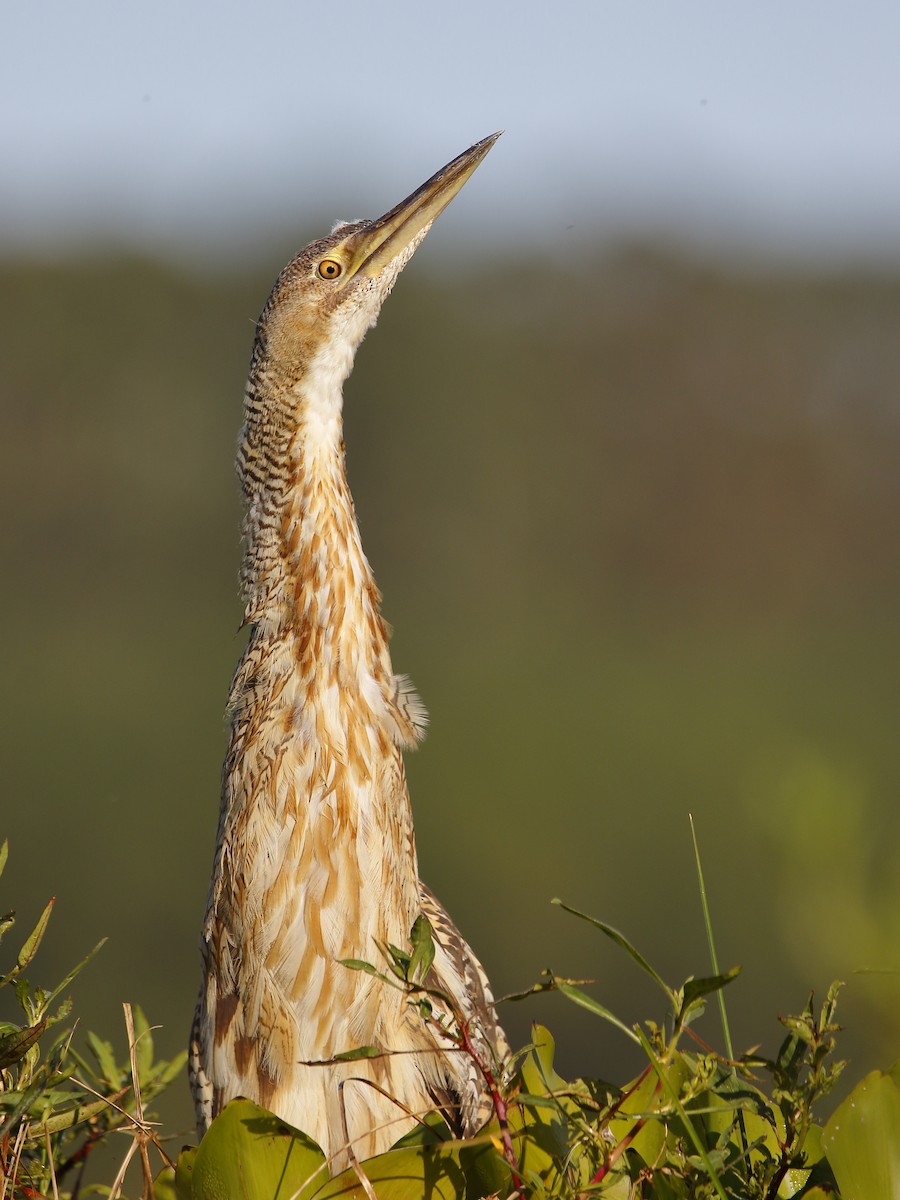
[160,830,900,1200]
[0,840,187,1198]
[3,831,899,1199]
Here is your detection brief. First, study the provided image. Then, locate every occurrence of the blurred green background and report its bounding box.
[2,243,898,1152]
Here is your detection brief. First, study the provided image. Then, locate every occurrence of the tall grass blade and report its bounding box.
[689,815,733,1059]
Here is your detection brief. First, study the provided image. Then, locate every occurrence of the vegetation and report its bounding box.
[2,837,898,1198]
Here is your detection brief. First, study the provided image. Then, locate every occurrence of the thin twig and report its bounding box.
[43,1124,59,1200]
[336,1080,378,1200]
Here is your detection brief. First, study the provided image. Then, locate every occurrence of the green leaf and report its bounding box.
[554,979,641,1045]
[153,1164,180,1200]
[389,1111,452,1148]
[174,1145,197,1200]
[636,1028,729,1200]
[191,1098,327,1200]
[0,839,8,880]
[0,1020,46,1070]
[155,1049,190,1087]
[332,1045,382,1062]
[408,915,435,983]
[43,938,107,1009]
[131,1004,154,1082]
[316,1141,466,1200]
[822,1070,900,1200]
[87,1030,123,1089]
[551,899,671,1000]
[339,959,397,989]
[519,1024,567,1097]
[680,968,741,1010]
[16,897,55,972]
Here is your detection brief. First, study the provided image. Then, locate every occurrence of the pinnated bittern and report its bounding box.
[191,134,507,1167]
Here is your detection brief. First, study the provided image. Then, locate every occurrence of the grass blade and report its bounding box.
[689,815,734,1059]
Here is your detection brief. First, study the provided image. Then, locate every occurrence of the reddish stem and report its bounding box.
[456,1019,523,1193]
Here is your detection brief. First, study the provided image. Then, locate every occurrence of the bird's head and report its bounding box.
[251,133,501,391]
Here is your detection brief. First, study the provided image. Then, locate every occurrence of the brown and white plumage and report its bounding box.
[191,135,506,1168]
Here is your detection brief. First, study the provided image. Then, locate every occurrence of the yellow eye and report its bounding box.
[317,259,343,280]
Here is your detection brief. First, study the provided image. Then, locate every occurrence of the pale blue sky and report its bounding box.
[5,0,900,264]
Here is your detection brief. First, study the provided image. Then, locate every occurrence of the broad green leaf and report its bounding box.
[606,1062,689,1168]
[822,1070,900,1200]
[459,1132,511,1198]
[191,1098,327,1200]
[519,1025,567,1097]
[174,1144,197,1200]
[512,1026,581,1191]
[174,1145,197,1200]
[551,899,671,1000]
[154,1164,179,1200]
[390,1111,452,1148]
[315,1141,466,1199]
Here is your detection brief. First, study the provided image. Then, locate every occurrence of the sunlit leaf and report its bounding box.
[16,897,55,972]
[316,1141,466,1199]
[174,1144,197,1200]
[153,1164,179,1200]
[822,1070,900,1200]
[190,1098,327,1200]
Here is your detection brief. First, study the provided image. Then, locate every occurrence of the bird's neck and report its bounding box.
[231,341,426,755]
[238,347,390,682]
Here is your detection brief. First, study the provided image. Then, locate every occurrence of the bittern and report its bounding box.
[191,134,507,1167]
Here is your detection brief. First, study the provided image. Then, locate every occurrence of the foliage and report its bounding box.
[3,835,899,1198]
[163,904,898,1200]
[0,840,187,1197]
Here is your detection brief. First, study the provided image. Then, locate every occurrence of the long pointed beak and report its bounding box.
[356,132,501,277]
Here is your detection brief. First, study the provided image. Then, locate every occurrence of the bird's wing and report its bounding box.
[417,882,509,1133]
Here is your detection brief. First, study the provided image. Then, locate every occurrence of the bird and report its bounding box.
[190,133,507,1170]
